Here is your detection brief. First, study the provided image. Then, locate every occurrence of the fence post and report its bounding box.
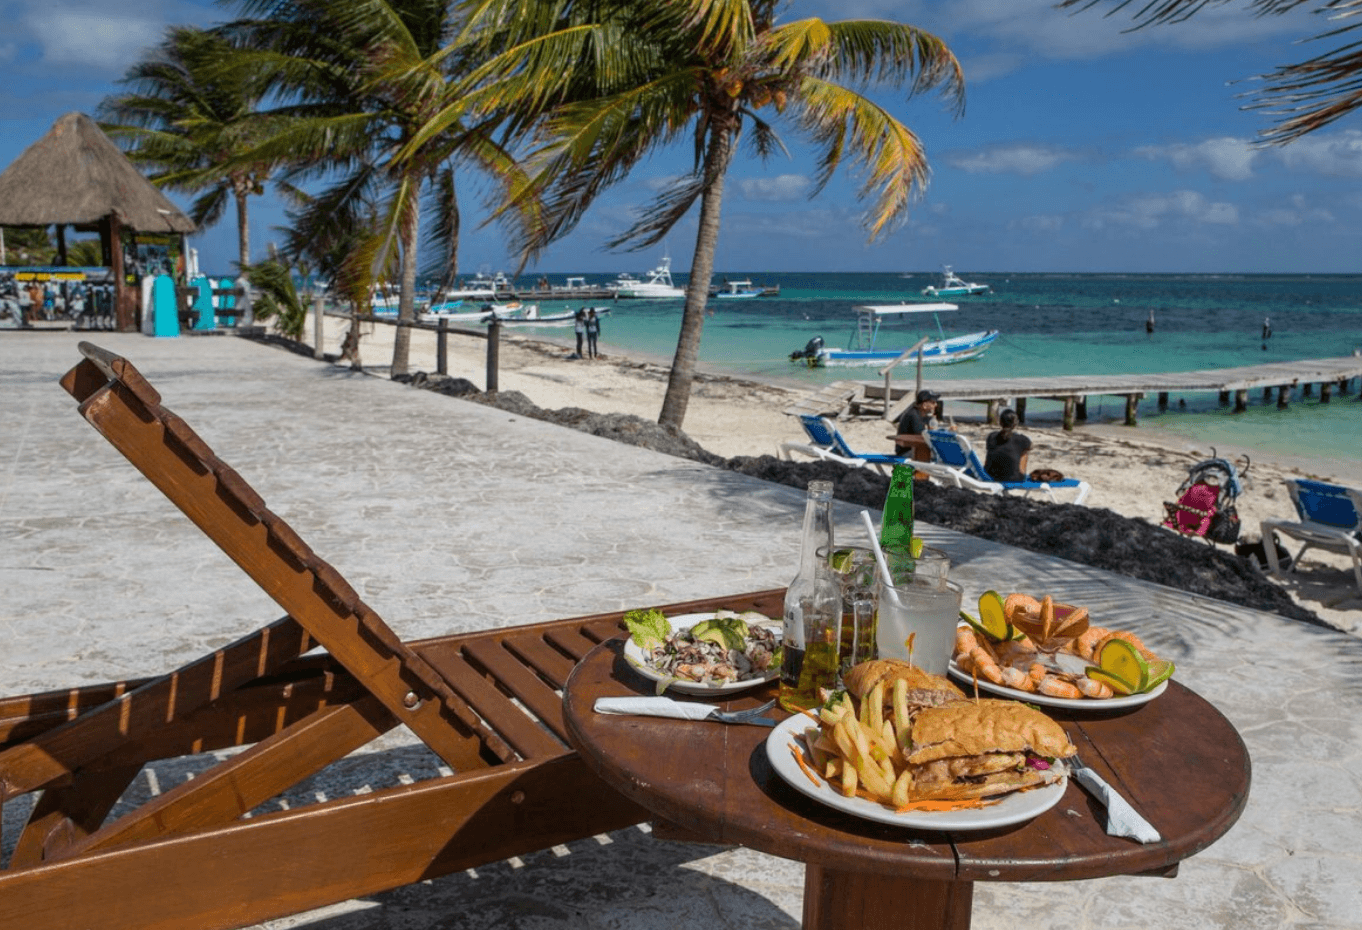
[437,318,448,375]
[486,320,500,392]
[313,294,324,359]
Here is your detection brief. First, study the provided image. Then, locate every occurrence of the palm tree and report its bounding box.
[223,0,539,375]
[1058,0,1362,142]
[99,26,275,271]
[442,0,964,429]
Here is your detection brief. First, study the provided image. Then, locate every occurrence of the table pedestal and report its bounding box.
[803,865,973,930]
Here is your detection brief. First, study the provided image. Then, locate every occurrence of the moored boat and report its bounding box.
[789,302,998,367]
[614,255,685,299]
[921,266,990,298]
[714,279,764,299]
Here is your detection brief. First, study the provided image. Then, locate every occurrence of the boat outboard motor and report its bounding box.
[790,335,824,362]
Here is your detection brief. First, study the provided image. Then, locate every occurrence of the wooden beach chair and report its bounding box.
[0,341,784,930]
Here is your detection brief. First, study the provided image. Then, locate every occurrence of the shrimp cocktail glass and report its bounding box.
[1006,594,1090,669]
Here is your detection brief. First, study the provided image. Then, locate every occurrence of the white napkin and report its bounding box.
[1072,764,1162,844]
[594,696,717,720]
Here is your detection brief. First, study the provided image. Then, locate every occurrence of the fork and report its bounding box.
[706,698,778,726]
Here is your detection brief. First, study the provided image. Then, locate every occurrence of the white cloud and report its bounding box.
[1274,130,1362,177]
[738,174,812,202]
[1135,137,1259,181]
[1254,194,1334,227]
[946,144,1078,176]
[25,6,166,70]
[1086,190,1238,229]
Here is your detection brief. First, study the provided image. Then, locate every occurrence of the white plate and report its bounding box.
[623,612,782,696]
[765,715,1067,831]
[946,657,1169,710]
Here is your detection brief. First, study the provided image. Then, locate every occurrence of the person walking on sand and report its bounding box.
[984,408,1032,483]
[572,308,586,359]
[585,308,601,359]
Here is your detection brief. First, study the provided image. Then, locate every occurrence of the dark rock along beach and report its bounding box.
[401,370,1323,627]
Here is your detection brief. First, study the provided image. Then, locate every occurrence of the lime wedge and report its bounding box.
[1097,638,1149,693]
[975,591,1012,641]
[1083,667,1135,696]
[909,536,925,559]
[828,548,857,573]
[1143,658,1175,692]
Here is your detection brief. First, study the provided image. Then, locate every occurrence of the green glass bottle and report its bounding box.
[878,463,916,577]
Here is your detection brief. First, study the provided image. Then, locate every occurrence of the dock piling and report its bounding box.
[1076,396,1088,422]
[1158,392,1169,410]
[1218,390,1229,406]
[1124,393,1141,426]
[1015,398,1027,424]
[1277,385,1290,409]
[1234,389,1248,413]
[1062,398,1076,431]
[1322,383,1332,404]
[437,318,448,375]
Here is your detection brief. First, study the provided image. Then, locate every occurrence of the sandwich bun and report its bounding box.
[907,699,1076,765]
[843,659,965,709]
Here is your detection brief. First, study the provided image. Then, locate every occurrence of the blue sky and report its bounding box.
[2,0,1359,275]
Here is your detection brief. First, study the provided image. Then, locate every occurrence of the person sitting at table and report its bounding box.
[984,408,1032,482]
[893,389,941,457]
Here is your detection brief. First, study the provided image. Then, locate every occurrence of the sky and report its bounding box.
[2,0,1360,275]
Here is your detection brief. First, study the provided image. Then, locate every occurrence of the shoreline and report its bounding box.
[319,316,1362,628]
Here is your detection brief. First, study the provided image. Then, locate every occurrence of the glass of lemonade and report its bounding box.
[875,575,963,676]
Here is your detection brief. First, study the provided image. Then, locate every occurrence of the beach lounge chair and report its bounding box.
[920,429,1092,505]
[1259,478,1362,591]
[778,413,914,474]
[0,342,785,930]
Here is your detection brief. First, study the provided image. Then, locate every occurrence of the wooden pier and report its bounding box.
[785,356,1362,429]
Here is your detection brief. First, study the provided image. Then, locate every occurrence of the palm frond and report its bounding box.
[788,76,930,239]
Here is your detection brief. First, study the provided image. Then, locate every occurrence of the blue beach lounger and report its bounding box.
[921,429,1092,505]
[1259,478,1362,591]
[778,414,914,474]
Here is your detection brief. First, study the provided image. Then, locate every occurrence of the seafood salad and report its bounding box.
[625,609,780,686]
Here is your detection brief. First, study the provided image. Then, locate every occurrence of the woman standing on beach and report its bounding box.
[573,309,586,359]
[585,308,601,359]
[984,409,1031,483]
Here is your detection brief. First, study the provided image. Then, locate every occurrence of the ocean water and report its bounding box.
[512,272,1362,466]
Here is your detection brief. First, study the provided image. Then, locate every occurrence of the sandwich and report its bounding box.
[903,698,1076,802]
[843,658,965,712]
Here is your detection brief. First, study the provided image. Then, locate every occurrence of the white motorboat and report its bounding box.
[921,266,990,298]
[789,302,998,367]
[613,255,685,299]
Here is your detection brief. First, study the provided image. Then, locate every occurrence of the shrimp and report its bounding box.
[1095,630,1159,661]
[955,626,1005,684]
[1027,663,1048,683]
[1075,676,1115,700]
[1072,626,1111,661]
[999,667,1038,692]
[1037,676,1083,699]
[1003,593,1041,626]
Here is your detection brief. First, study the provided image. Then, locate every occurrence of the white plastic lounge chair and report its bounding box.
[922,429,1091,505]
[1259,478,1362,591]
[778,414,913,474]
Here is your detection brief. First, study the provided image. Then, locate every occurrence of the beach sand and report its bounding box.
[314,313,1362,631]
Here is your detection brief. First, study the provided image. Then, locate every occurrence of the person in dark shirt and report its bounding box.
[894,389,940,456]
[984,408,1032,482]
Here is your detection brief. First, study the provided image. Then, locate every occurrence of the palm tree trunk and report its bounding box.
[658,127,734,430]
[235,186,251,272]
[390,190,420,377]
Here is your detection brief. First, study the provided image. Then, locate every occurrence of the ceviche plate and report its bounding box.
[623,612,782,696]
[766,715,1067,831]
[946,660,1168,711]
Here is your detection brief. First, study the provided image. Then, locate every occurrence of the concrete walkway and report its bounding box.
[2,332,1359,930]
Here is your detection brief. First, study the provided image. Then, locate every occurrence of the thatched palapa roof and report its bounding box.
[0,112,195,233]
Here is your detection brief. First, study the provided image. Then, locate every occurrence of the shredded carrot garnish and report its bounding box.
[789,743,822,787]
[894,797,1002,813]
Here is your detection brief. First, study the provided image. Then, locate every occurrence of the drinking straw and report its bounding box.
[859,510,903,608]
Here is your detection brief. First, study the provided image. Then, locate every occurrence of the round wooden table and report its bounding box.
[563,639,1251,930]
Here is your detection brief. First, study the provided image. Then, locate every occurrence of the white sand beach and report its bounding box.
[316,313,1362,631]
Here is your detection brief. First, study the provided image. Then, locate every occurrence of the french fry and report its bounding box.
[891,769,912,809]
[840,757,858,797]
[892,679,911,752]
[867,681,884,734]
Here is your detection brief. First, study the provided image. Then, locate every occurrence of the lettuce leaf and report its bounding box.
[623,608,672,650]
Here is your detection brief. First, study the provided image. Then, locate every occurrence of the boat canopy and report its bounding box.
[853,302,960,316]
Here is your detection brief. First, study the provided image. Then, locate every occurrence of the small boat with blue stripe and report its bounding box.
[790,302,999,367]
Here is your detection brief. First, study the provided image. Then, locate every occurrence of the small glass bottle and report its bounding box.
[779,481,841,713]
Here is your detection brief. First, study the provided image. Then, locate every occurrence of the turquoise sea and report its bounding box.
[506,272,1362,467]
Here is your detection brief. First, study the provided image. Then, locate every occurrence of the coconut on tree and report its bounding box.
[434,0,963,428]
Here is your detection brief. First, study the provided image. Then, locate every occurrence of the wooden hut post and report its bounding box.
[437,318,448,375]
[1124,393,1141,426]
[108,214,136,333]
[486,319,501,392]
